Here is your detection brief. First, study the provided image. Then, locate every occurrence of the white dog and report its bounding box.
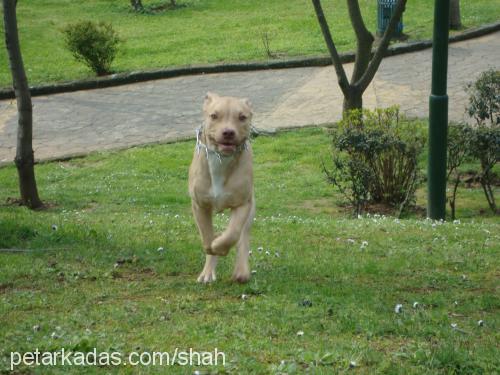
[188,92,255,283]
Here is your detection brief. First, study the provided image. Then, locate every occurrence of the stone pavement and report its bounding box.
[0,31,499,163]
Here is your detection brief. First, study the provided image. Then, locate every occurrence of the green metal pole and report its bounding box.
[428,0,450,220]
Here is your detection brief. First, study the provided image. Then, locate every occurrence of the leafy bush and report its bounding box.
[447,123,473,220]
[466,69,500,126]
[324,107,426,216]
[447,70,499,217]
[62,21,121,76]
[469,126,499,213]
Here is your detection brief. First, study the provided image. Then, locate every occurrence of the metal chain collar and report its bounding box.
[195,124,250,163]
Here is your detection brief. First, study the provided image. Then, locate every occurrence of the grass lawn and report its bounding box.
[0,0,499,88]
[0,127,499,374]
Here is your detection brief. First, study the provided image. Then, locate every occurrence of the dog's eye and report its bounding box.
[239,114,247,121]
[210,113,218,120]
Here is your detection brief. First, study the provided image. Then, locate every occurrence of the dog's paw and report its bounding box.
[210,236,232,256]
[197,269,216,283]
[232,271,250,283]
[232,264,250,283]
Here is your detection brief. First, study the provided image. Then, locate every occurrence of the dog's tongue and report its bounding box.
[219,143,236,153]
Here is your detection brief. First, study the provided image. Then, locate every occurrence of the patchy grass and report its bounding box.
[0,0,499,87]
[0,128,499,374]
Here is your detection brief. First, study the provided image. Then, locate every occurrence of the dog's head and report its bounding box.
[203,92,253,155]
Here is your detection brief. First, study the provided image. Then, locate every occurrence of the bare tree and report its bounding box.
[449,0,462,30]
[312,0,407,113]
[3,0,43,209]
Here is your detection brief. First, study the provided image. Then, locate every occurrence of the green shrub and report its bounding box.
[466,69,500,126]
[62,21,121,76]
[324,107,426,216]
[447,123,473,220]
[469,125,499,213]
[465,70,499,214]
[447,70,499,217]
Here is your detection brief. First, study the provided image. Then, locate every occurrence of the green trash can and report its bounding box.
[377,0,404,38]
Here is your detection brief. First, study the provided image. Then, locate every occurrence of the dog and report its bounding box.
[188,92,255,283]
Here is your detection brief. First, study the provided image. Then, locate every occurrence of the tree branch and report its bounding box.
[347,0,374,84]
[356,0,407,92]
[311,0,350,97]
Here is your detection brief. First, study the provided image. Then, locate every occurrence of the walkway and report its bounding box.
[0,31,498,163]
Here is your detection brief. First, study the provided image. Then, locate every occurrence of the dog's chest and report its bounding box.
[207,153,233,206]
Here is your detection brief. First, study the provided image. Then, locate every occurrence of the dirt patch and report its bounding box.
[0,282,14,293]
[296,198,341,215]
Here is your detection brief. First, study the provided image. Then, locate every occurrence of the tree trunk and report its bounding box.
[347,0,374,85]
[449,0,462,30]
[312,0,407,117]
[3,0,43,209]
[130,0,143,11]
[343,88,363,112]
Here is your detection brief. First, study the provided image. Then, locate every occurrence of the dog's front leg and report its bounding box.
[211,202,252,256]
[192,201,214,254]
[232,199,255,283]
[197,255,218,283]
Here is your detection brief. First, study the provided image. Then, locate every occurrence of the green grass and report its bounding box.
[0,0,499,87]
[0,127,499,374]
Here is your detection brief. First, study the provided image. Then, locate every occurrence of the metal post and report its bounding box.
[428,0,450,220]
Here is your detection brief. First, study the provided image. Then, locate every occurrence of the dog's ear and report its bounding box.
[242,98,253,111]
[204,92,218,105]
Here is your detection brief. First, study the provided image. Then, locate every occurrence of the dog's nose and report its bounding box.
[222,128,235,139]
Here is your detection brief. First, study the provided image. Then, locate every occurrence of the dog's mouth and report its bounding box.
[216,142,237,154]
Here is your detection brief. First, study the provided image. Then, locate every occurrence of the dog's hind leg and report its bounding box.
[232,199,255,283]
[197,255,218,283]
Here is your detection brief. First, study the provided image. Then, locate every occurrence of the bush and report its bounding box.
[324,107,426,216]
[469,126,499,213]
[466,69,500,126]
[447,70,500,217]
[62,21,121,76]
[447,123,473,220]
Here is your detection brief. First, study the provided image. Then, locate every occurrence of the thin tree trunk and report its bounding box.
[311,0,350,98]
[3,0,43,209]
[130,0,143,11]
[449,0,462,30]
[312,0,407,114]
[449,174,460,220]
[347,0,374,84]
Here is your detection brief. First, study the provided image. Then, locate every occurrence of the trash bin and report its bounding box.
[377,0,404,38]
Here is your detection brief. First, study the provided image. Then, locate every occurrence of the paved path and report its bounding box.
[0,32,499,163]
